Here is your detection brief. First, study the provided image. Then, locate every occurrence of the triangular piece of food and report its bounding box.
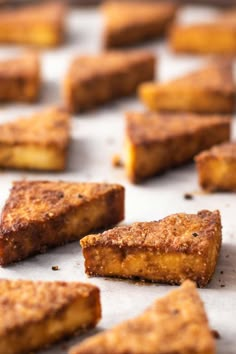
[0,107,70,171]
[70,281,216,354]
[0,181,125,265]
[102,1,177,48]
[125,111,231,183]
[0,279,101,354]
[0,2,66,47]
[170,8,236,55]
[81,210,222,287]
[195,142,236,192]
[0,52,40,102]
[63,50,155,112]
[139,61,235,114]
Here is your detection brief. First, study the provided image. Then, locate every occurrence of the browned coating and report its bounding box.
[0,279,100,336]
[0,107,70,149]
[1,181,124,232]
[0,51,40,102]
[102,1,177,47]
[66,51,154,83]
[0,180,125,265]
[126,112,231,146]
[69,281,215,354]
[196,142,236,162]
[0,52,39,80]
[64,50,155,112]
[81,210,221,256]
[163,60,234,95]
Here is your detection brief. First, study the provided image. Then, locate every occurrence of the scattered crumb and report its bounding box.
[211,329,221,339]
[184,193,194,200]
[220,271,224,274]
[220,284,225,288]
[112,154,123,168]
[52,265,60,271]
[225,255,229,258]
[192,232,198,237]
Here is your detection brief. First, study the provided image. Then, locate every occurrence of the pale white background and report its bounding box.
[0,5,235,353]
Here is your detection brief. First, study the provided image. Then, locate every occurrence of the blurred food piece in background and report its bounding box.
[0,1,66,46]
[102,1,177,48]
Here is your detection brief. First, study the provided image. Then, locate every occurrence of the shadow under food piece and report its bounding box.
[208,243,236,290]
[40,80,61,105]
[67,136,94,174]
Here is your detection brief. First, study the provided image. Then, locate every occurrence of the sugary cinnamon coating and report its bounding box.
[69,281,215,354]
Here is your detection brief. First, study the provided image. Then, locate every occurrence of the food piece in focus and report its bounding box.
[0,180,125,265]
[81,210,222,287]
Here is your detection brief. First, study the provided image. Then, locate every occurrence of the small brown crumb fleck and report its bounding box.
[112,154,123,168]
[78,194,84,199]
[172,309,179,315]
[52,265,60,271]
[192,232,198,237]
[211,329,221,339]
[184,193,194,200]
[225,255,229,258]
[220,271,224,274]
[220,284,225,288]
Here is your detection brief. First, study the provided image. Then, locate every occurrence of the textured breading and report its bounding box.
[196,142,236,192]
[0,107,70,171]
[0,2,66,46]
[81,210,222,287]
[69,281,215,354]
[0,181,125,265]
[102,1,177,47]
[0,52,40,102]
[139,61,235,114]
[64,50,155,112]
[125,111,231,183]
[169,8,236,55]
[0,279,101,354]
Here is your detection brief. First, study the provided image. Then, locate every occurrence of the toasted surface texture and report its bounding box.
[0,107,70,171]
[0,181,125,265]
[102,1,177,47]
[196,142,236,192]
[125,111,231,183]
[139,61,235,114]
[0,279,101,354]
[70,281,215,354]
[0,52,40,102]
[81,210,222,287]
[64,50,155,112]
[0,2,66,46]
[170,8,236,54]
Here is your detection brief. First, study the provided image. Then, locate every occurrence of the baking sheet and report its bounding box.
[0,5,235,354]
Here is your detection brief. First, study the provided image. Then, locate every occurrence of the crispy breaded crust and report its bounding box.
[169,8,236,55]
[0,106,70,171]
[0,2,66,47]
[0,181,125,265]
[69,281,215,354]
[196,142,236,192]
[125,111,231,183]
[0,52,40,102]
[64,50,155,112]
[0,279,101,354]
[139,60,235,114]
[81,210,222,287]
[102,1,177,48]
